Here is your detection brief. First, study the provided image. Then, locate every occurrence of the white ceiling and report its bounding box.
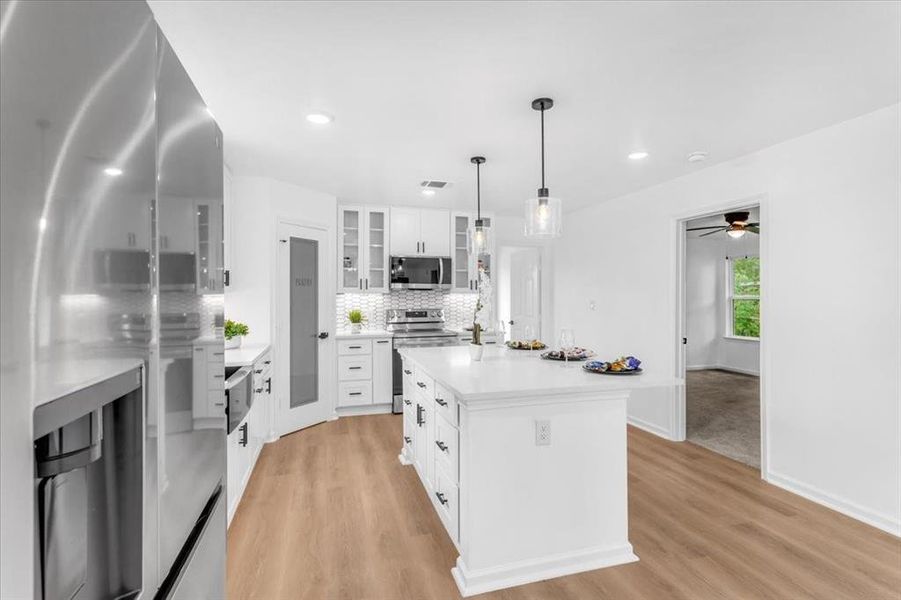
[148,1,900,216]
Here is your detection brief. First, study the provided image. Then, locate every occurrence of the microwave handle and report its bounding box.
[438,257,444,285]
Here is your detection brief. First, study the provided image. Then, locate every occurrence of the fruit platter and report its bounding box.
[540,347,596,361]
[582,356,643,375]
[506,340,547,350]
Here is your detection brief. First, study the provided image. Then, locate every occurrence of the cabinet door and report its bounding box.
[371,337,393,404]
[338,206,364,292]
[197,200,224,292]
[365,208,389,292]
[451,212,473,292]
[389,207,421,255]
[419,209,450,256]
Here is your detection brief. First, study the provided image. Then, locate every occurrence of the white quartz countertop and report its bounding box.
[398,346,679,402]
[225,343,271,367]
[335,329,393,339]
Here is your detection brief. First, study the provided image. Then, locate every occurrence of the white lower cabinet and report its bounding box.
[401,357,460,545]
[336,334,392,407]
[226,347,271,525]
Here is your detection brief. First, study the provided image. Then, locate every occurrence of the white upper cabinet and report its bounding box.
[338,205,389,293]
[389,207,421,255]
[419,209,450,256]
[388,208,450,256]
[450,211,494,293]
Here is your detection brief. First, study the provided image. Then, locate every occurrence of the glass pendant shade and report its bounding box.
[524,195,562,238]
[467,218,491,255]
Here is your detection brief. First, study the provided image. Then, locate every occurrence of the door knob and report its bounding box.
[318,332,329,339]
[508,320,514,325]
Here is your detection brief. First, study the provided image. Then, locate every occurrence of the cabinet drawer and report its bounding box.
[338,381,372,406]
[207,349,225,365]
[413,368,434,400]
[433,382,457,427]
[338,339,372,355]
[434,413,458,483]
[434,467,459,542]
[338,356,372,380]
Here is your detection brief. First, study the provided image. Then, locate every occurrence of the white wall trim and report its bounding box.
[336,403,393,417]
[628,415,677,441]
[687,364,760,377]
[765,470,901,537]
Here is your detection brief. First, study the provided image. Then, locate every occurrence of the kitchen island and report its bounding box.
[397,345,676,597]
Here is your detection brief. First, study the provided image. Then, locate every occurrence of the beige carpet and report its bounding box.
[686,369,760,468]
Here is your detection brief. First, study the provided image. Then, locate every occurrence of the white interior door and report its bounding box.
[509,247,541,340]
[277,222,332,435]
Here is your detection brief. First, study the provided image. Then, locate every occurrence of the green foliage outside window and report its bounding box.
[730,257,760,338]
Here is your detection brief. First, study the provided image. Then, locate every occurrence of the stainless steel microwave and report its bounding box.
[389,256,452,290]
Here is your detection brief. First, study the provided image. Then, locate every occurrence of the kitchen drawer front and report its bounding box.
[402,414,415,452]
[208,390,226,414]
[338,380,372,406]
[434,413,458,482]
[338,355,372,380]
[338,339,372,356]
[433,382,457,427]
[434,467,459,542]
[413,368,435,401]
[208,368,226,389]
[207,348,225,366]
[402,393,415,421]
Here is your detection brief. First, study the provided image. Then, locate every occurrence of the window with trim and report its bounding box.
[726,256,760,339]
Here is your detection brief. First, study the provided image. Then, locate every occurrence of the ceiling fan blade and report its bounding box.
[748,222,759,227]
[687,225,727,232]
[746,226,760,234]
[699,229,722,237]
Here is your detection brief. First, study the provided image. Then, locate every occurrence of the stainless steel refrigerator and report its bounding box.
[0,1,226,598]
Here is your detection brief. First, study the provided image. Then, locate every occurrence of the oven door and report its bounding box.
[390,256,452,290]
[225,366,253,434]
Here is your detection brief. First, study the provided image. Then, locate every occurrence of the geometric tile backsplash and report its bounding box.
[336,290,479,331]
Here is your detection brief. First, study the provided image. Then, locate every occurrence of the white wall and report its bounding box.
[686,232,760,375]
[552,104,900,535]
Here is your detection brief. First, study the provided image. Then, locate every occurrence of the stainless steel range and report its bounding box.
[388,308,460,413]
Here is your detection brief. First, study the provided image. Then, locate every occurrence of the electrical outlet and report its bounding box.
[535,420,551,446]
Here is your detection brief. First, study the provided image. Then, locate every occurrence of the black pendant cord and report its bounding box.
[476,161,481,220]
[540,106,546,190]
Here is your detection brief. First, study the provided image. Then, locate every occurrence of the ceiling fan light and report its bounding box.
[727,226,746,239]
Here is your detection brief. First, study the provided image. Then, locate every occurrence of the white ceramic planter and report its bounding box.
[225,336,242,350]
[469,343,484,361]
[351,322,362,334]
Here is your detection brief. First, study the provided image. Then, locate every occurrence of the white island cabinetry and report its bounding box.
[398,345,675,597]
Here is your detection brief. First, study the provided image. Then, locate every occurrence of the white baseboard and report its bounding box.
[687,364,759,376]
[452,544,638,597]
[766,469,900,537]
[628,415,676,441]
[336,403,394,417]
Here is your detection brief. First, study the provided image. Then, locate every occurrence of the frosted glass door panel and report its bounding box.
[367,210,387,291]
[290,238,319,408]
[341,209,360,290]
[453,214,471,291]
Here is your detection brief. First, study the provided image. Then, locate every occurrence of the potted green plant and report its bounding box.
[347,309,365,334]
[224,319,249,349]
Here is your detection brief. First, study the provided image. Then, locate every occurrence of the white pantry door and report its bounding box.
[276,222,332,435]
[509,247,541,341]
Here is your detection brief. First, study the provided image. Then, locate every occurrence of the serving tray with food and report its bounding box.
[506,340,547,350]
[582,356,643,375]
[540,347,596,361]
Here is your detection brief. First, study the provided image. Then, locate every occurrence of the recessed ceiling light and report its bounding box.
[104,167,123,176]
[306,112,333,125]
[688,151,708,163]
[421,189,436,197]
[628,151,649,160]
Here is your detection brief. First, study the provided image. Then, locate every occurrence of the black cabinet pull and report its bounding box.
[416,404,424,426]
[403,369,412,375]
[403,398,411,406]
[435,398,447,407]
[416,381,426,388]
[264,360,271,365]
[404,436,411,444]
[266,377,271,393]
[435,440,448,452]
[239,423,248,447]
[435,492,448,506]
[349,366,362,370]
[349,345,362,349]
[254,369,262,374]
[349,392,362,396]
[377,340,389,344]
[255,388,263,393]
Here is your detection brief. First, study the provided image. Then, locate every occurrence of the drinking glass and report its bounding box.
[523,324,535,354]
[559,328,575,366]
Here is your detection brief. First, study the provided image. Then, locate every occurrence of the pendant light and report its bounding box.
[524,97,562,238]
[467,156,491,254]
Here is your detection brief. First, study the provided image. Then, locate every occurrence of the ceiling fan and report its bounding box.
[687,211,759,239]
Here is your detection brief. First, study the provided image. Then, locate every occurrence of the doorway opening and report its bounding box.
[681,205,762,470]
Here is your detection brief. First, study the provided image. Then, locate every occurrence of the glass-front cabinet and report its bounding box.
[451,211,493,293]
[338,205,389,293]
